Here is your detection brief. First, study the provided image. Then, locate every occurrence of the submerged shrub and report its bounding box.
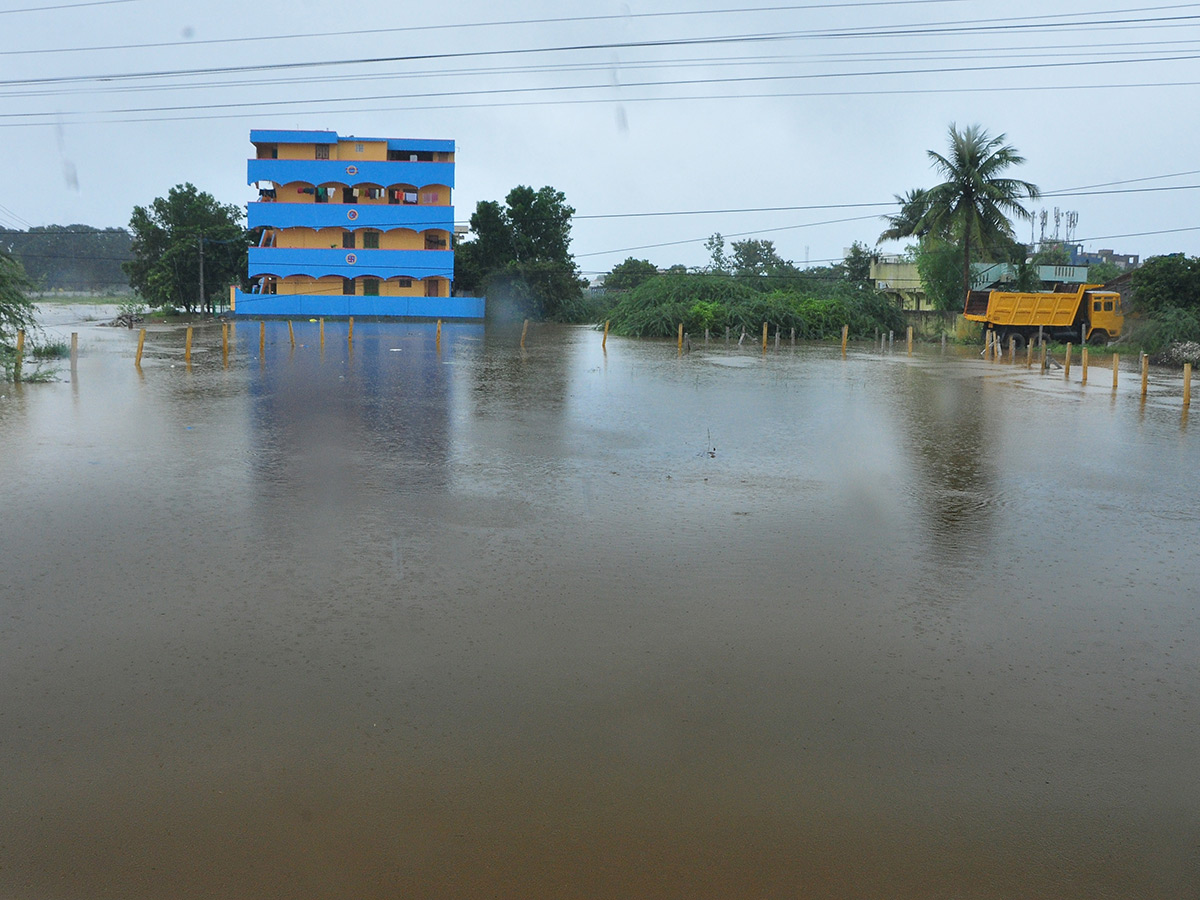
[606,273,904,340]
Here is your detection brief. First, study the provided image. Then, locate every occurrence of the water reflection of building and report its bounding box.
[233,129,483,320]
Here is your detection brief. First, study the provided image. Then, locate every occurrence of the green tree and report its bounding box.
[728,238,803,290]
[1031,243,1070,267]
[704,233,730,273]
[124,183,247,314]
[878,189,932,243]
[838,241,874,289]
[454,185,585,320]
[1131,254,1200,314]
[1086,260,1122,285]
[605,257,658,291]
[913,238,966,311]
[0,249,36,342]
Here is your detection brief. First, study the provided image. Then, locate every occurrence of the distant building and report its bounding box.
[231,129,483,318]
[870,257,1091,310]
[1068,245,1140,271]
[871,256,927,309]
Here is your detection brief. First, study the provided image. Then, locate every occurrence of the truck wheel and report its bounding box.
[1009,332,1026,351]
[1088,330,1109,346]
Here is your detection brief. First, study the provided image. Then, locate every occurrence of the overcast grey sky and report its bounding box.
[3,0,1199,275]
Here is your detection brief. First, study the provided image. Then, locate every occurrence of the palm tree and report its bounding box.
[922,123,1039,300]
[877,188,932,244]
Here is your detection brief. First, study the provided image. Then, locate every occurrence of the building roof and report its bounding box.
[249,129,454,153]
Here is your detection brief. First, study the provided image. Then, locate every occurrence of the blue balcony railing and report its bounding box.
[247,202,454,233]
[248,159,454,189]
[249,247,453,280]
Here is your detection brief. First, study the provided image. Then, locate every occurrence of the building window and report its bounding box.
[315,145,329,160]
[396,278,412,288]
[363,232,380,250]
[342,278,355,295]
[355,143,364,153]
[363,278,380,296]
[343,232,355,249]
[424,233,447,250]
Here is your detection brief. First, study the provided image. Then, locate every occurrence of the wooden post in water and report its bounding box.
[1112,353,1120,390]
[348,317,354,343]
[222,323,229,367]
[774,327,780,351]
[1141,353,1149,398]
[14,329,24,376]
[725,326,730,346]
[288,320,295,348]
[521,319,529,350]
[1037,325,1044,348]
[258,321,264,358]
[135,328,146,367]
[185,325,194,364]
[907,325,913,356]
[761,322,768,352]
[841,324,849,357]
[436,319,442,348]
[1063,342,1072,379]
[790,327,795,346]
[1009,335,1016,363]
[1026,337,1033,367]
[1185,363,1193,408]
[677,322,683,354]
[70,332,78,372]
[319,318,325,350]
[1081,346,1089,384]
[603,320,610,351]
[1040,341,1047,371]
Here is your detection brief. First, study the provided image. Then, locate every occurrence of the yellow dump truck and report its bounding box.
[963,283,1124,347]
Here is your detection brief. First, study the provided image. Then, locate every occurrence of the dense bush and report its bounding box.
[1131,255,1200,315]
[604,273,904,339]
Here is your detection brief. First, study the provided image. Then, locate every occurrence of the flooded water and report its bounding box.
[2,313,1198,899]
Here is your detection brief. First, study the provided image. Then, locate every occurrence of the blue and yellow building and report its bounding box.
[232,129,483,318]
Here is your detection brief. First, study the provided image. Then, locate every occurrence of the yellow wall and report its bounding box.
[276,181,314,203]
[273,228,452,250]
[418,184,451,205]
[338,140,387,161]
[278,143,321,160]
[273,275,447,298]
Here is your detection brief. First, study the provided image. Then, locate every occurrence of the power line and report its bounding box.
[5,6,1199,89]
[9,76,1199,129]
[0,0,976,56]
[9,51,1200,123]
[575,214,885,259]
[0,0,138,15]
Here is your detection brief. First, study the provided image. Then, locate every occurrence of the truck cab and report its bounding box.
[1084,290,1124,343]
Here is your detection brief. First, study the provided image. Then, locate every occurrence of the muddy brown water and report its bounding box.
[2,315,1197,899]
